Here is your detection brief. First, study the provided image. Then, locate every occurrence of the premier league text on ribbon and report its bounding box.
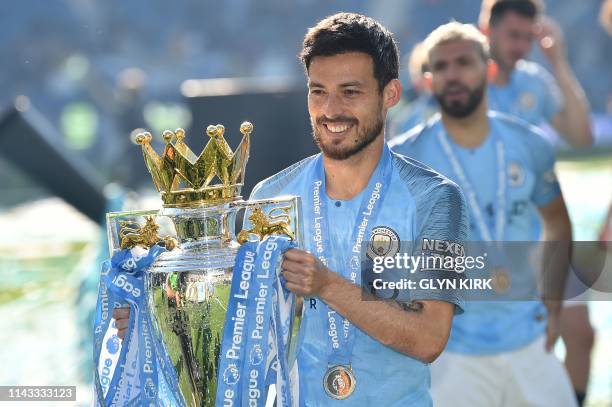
[352,181,383,255]
[312,180,328,267]
[218,236,295,407]
[221,249,255,405]
[225,246,272,362]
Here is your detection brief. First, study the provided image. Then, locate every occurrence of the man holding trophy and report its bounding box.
[103,13,468,406]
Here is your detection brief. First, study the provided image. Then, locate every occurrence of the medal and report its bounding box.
[323,365,356,400]
[491,267,511,293]
[437,129,506,244]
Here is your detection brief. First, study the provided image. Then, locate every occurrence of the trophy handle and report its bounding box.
[231,195,303,248]
[106,209,177,256]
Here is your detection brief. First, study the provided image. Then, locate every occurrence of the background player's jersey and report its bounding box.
[388,94,439,138]
[390,112,562,354]
[489,60,564,240]
[249,147,468,406]
[488,60,563,126]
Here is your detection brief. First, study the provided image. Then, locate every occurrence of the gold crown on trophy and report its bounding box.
[134,121,253,207]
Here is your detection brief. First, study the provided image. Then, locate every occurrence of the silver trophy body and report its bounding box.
[105,122,302,406]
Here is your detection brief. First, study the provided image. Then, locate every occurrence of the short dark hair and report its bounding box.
[300,12,399,91]
[489,0,540,27]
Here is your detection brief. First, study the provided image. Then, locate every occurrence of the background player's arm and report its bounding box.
[282,248,454,363]
[538,194,572,351]
[538,16,593,147]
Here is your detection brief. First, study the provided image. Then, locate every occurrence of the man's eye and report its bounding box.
[344,89,359,96]
[309,89,324,95]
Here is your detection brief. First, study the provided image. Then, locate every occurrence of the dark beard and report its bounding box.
[312,115,384,160]
[435,79,486,118]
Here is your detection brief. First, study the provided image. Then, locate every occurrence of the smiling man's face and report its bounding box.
[307,52,387,160]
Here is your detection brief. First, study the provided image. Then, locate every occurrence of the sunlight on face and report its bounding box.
[307,52,386,160]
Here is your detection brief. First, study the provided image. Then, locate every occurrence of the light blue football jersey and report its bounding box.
[389,94,439,138]
[489,59,563,240]
[249,145,468,406]
[488,60,563,127]
[389,112,562,354]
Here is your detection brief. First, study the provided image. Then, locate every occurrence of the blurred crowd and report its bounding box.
[0,0,611,206]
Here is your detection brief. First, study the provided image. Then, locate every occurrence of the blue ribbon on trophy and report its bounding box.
[94,235,299,406]
[92,245,184,407]
[215,234,297,407]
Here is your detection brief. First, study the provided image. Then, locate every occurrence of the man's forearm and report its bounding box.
[318,271,453,363]
[552,60,593,147]
[540,216,573,313]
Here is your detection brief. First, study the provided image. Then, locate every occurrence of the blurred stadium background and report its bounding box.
[0,0,610,405]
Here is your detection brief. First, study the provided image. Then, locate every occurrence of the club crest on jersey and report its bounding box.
[366,226,400,259]
[508,162,525,187]
[519,91,535,110]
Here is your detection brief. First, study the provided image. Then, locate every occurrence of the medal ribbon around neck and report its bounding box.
[310,144,393,370]
[437,127,511,294]
[436,129,506,244]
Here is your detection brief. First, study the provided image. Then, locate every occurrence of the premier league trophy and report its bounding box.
[99,122,302,406]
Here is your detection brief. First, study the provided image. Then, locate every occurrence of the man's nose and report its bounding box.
[322,92,345,118]
[515,38,531,57]
[443,65,462,82]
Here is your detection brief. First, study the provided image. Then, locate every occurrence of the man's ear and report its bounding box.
[487,59,498,81]
[383,78,402,108]
[422,72,433,91]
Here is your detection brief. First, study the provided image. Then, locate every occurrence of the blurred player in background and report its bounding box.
[481,1,595,404]
[601,0,612,36]
[391,22,576,407]
[388,42,437,137]
[482,0,592,146]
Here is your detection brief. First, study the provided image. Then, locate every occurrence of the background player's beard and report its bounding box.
[311,113,384,161]
[435,77,487,119]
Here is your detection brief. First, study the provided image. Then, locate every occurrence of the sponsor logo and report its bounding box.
[367,226,400,259]
[422,238,465,257]
[508,162,525,187]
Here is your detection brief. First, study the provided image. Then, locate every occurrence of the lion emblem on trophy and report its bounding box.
[119,216,177,250]
[237,205,295,244]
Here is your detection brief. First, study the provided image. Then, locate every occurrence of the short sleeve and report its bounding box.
[529,135,561,207]
[408,182,469,313]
